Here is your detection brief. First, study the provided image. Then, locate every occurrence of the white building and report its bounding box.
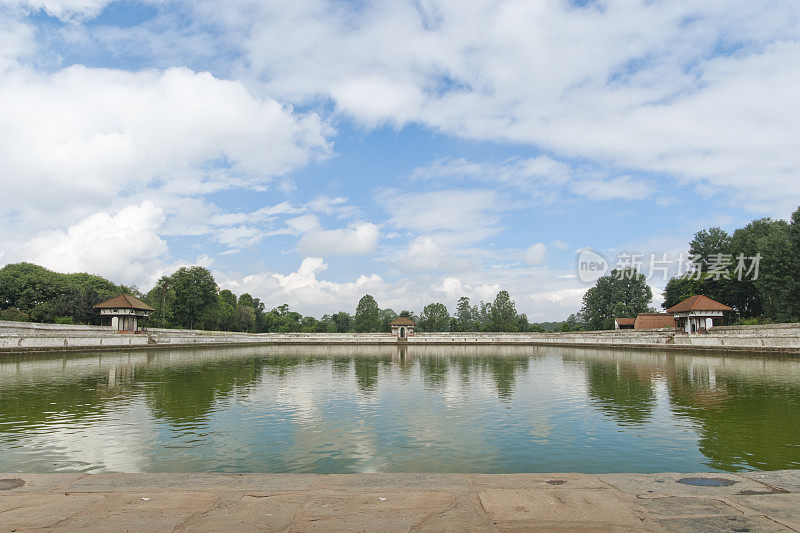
[94,294,154,332]
[667,295,732,334]
[389,316,416,339]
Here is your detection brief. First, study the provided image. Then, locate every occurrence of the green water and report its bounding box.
[0,345,798,474]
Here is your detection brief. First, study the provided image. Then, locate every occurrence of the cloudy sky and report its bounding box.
[0,0,798,320]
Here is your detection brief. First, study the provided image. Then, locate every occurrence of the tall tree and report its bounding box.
[689,227,732,271]
[581,269,653,330]
[489,290,518,332]
[170,266,218,330]
[379,308,398,332]
[418,302,451,332]
[454,296,475,331]
[331,311,353,333]
[662,276,703,311]
[477,301,491,332]
[217,289,238,331]
[354,294,381,332]
[148,276,174,328]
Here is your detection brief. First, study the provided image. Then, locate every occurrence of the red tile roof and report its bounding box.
[666,295,732,314]
[389,316,416,326]
[614,318,635,326]
[634,313,675,330]
[94,294,155,311]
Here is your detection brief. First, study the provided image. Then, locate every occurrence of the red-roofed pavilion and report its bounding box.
[667,295,732,334]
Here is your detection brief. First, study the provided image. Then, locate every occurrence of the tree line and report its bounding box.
[5,205,794,331]
[574,204,800,330]
[0,263,555,333]
[661,206,800,323]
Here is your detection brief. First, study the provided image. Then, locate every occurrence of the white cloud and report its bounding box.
[213,256,593,319]
[3,0,113,21]
[412,156,652,202]
[381,188,503,246]
[0,18,33,70]
[524,242,547,265]
[286,214,321,234]
[307,195,357,218]
[190,0,800,213]
[208,201,305,228]
[296,221,380,256]
[19,201,167,286]
[438,277,499,303]
[0,65,329,225]
[222,257,384,314]
[214,225,263,248]
[401,236,446,270]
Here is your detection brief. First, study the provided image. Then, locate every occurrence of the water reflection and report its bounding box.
[583,359,656,424]
[142,357,262,424]
[354,357,381,392]
[665,359,800,471]
[1,345,798,473]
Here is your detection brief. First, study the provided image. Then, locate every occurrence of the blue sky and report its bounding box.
[1,0,798,320]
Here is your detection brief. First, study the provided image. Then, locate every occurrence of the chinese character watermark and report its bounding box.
[575,250,761,284]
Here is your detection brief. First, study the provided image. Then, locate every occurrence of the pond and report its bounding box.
[1,345,798,474]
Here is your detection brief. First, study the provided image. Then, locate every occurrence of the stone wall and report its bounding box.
[1,320,799,355]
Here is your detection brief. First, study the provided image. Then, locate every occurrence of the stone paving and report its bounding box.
[1,471,799,532]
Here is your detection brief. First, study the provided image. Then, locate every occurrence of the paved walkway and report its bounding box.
[1,471,799,531]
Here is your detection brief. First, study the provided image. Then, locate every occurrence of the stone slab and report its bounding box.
[290,489,459,532]
[741,470,800,493]
[0,473,86,493]
[652,514,790,532]
[63,472,317,493]
[1,472,799,531]
[319,472,470,491]
[729,493,800,531]
[55,491,220,532]
[634,496,743,518]
[0,492,107,530]
[184,492,308,532]
[470,473,607,490]
[477,488,643,527]
[597,472,767,497]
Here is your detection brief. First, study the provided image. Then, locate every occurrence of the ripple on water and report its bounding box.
[1,347,799,473]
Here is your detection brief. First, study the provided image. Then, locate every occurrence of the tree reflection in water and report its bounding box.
[2,346,799,473]
[583,359,657,425]
[665,359,800,471]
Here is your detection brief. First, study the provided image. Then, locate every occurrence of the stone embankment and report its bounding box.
[1,470,798,531]
[1,320,799,355]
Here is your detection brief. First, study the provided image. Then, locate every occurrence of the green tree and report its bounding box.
[147,275,174,328]
[477,301,491,331]
[217,289,238,331]
[0,263,129,325]
[379,308,398,332]
[354,294,381,332]
[237,304,255,331]
[331,311,353,333]
[170,266,218,330]
[757,221,797,321]
[581,269,653,330]
[662,276,703,310]
[454,296,475,331]
[418,302,451,332]
[689,227,732,270]
[488,290,518,332]
[516,313,531,332]
[0,307,29,321]
[300,316,319,332]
